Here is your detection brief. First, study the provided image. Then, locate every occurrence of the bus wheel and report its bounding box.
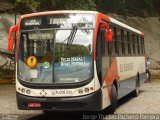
[109,84,118,114]
[132,77,140,97]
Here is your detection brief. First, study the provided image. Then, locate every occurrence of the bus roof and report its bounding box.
[109,17,143,35]
[20,10,98,18]
[20,10,144,35]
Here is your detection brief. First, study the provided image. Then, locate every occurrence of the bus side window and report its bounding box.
[130,33,132,55]
[121,29,125,55]
[117,28,122,55]
[109,25,115,55]
[124,31,128,55]
[102,27,113,56]
[139,36,142,55]
[127,32,131,55]
[100,27,109,56]
[132,34,136,55]
[134,34,138,55]
[141,36,145,54]
[137,35,140,55]
[113,26,119,55]
[143,37,145,54]
[105,37,109,55]
[105,36,109,55]
[102,29,111,55]
[96,27,106,57]
[108,36,113,56]
[100,28,105,56]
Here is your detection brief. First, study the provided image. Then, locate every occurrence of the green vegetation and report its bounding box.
[14,0,160,16]
[15,0,42,13]
[15,0,96,13]
[96,0,159,16]
[58,0,96,10]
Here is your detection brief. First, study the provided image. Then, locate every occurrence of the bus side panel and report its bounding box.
[136,57,146,85]
[117,56,145,99]
[101,57,119,109]
[118,76,137,99]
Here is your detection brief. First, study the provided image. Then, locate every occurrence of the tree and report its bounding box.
[15,0,42,13]
[15,0,96,13]
[56,0,96,11]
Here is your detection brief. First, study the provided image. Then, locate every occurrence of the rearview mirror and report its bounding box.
[100,21,113,42]
[8,25,18,51]
[105,29,112,42]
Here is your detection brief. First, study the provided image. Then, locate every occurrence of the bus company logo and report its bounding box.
[52,91,55,95]
[40,90,47,97]
[120,63,134,73]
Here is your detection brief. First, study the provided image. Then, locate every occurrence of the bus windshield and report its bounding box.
[18,13,95,84]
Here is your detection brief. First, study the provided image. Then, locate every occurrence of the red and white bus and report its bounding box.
[8,11,145,113]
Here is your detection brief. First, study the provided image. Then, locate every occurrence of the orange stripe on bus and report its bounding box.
[104,58,119,100]
[94,13,110,60]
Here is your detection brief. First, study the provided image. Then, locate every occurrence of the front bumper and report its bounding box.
[16,89,102,111]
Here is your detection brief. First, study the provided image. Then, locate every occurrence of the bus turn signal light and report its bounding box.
[27,102,41,108]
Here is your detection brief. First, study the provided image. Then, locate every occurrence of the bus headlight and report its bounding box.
[90,87,94,91]
[78,89,83,94]
[26,89,31,94]
[21,88,25,93]
[84,88,89,93]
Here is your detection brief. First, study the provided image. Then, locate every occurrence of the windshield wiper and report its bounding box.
[34,27,47,54]
[66,25,78,49]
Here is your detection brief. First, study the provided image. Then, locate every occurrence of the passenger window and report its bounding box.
[141,36,145,54]
[137,35,140,55]
[132,34,136,55]
[113,27,119,55]
[127,32,131,54]
[121,29,125,55]
[124,31,127,55]
[100,29,105,56]
[117,29,122,55]
[100,27,109,56]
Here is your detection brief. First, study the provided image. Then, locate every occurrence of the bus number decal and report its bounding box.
[52,90,73,95]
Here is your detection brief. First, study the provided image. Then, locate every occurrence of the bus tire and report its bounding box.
[132,77,140,97]
[108,84,118,114]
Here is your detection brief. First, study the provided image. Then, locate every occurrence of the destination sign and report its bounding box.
[21,13,95,30]
[24,18,41,26]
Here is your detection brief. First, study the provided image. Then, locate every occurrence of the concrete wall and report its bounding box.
[0,13,15,66]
